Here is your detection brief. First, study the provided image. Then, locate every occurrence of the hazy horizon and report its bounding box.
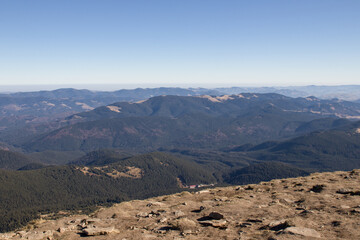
[1,83,360,93]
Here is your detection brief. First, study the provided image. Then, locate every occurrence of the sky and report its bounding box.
[0,0,359,90]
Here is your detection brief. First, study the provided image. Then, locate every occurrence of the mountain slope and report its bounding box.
[0,149,34,170]
[2,169,360,239]
[223,162,309,185]
[232,121,360,171]
[68,149,133,166]
[20,112,320,152]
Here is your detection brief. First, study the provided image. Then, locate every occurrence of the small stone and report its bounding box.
[57,227,66,233]
[350,209,360,214]
[209,212,224,220]
[310,185,325,193]
[153,227,171,234]
[170,218,197,232]
[191,206,205,213]
[149,201,166,207]
[81,225,118,236]
[268,220,292,231]
[199,190,210,194]
[174,210,185,217]
[238,222,252,228]
[337,188,352,194]
[331,221,341,227]
[247,218,263,223]
[136,212,148,218]
[199,220,227,229]
[351,191,360,196]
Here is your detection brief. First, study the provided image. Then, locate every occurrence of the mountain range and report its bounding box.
[1,87,360,233]
[2,86,360,144]
[19,93,360,152]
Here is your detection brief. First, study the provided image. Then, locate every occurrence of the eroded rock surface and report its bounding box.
[1,169,360,239]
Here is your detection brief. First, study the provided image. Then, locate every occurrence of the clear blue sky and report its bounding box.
[0,0,359,89]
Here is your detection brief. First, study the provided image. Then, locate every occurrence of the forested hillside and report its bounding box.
[0,152,216,232]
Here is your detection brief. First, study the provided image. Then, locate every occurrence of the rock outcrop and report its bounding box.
[1,169,360,239]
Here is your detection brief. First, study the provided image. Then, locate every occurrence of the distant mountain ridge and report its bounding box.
[1,86,360,144]
[67,93,360,122]
[0,87,221,144]
[21,93,360,152]
[216,85,360,101]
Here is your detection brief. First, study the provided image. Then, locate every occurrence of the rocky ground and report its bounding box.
[1,169,360,240]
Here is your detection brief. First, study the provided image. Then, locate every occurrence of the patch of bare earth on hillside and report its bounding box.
[76,166,102,177]
[76,166,143,179]
[3,169,360,239]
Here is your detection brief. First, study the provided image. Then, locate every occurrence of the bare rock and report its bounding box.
[283,227,321,238]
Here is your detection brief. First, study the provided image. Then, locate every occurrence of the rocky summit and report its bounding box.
[1,169,360,240]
